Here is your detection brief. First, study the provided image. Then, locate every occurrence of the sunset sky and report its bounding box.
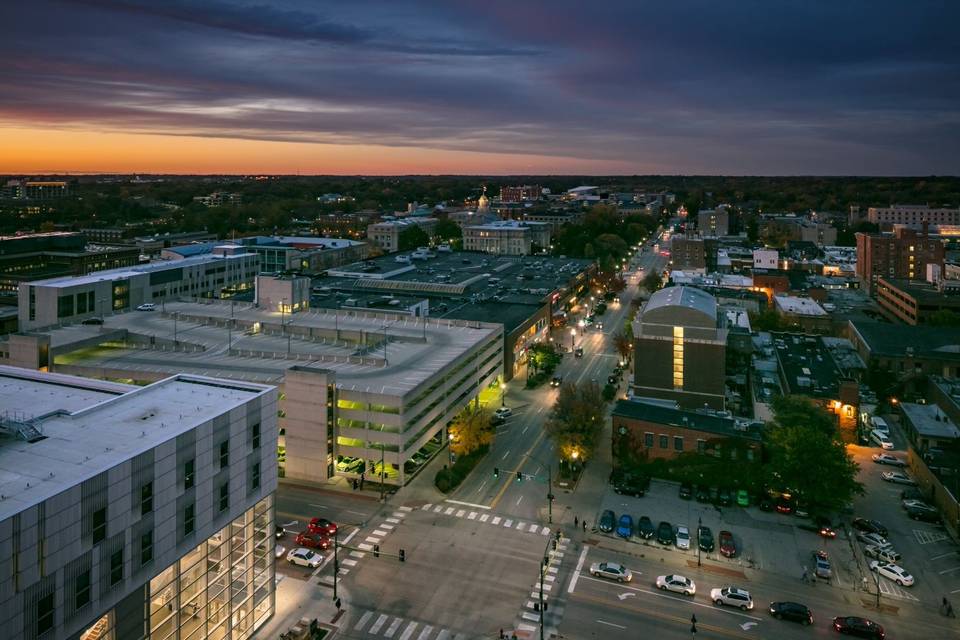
[1,1,958,175]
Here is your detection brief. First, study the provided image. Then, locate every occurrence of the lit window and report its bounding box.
[672,326,684,388]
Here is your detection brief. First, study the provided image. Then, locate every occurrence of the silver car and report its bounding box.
[590,561,632,583]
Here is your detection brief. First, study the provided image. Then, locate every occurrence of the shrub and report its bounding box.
[434,444,489,493]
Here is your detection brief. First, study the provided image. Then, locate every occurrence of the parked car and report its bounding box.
[287,547,323,568]
[758,496,773,511]
[856,532,891,548]
[307,518,338,537]
[612,472,648,497]
[710,586,753,610]
[695,485,711,502]
[871,453,906,467]
[869,429,894,450]
[590,561,632,583]
[136,303,155,311]
[675,525,691,550]
[679,482,693,500]
[599,510,616,533]
[718,489,733,506]
[656,574,696,596]
[295,532,332,550]
[616,514,634,539]
[736,490,750,507]
[900,487,924,501]
[813,550,832,579]
[870,416,889,434]
[864,545,901,564]
[718,530,736,557]
[697,525,714,552]
[902,498,935,512]
[852,518,888,537]
[550,375,563,387]
[906,505,942,523]
[638,516,655,539]
[81,317,104,325]
[775,497,794,514]
[832,616,885,639]
[881,471,916,485]
[869,561,914,586]
[275,525,285,539]
[657,521,675,545]
[494,407,513,420]
[769,601,814,625]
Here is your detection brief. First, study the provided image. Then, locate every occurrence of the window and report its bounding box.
[141,531,153,566]
[251,422,261,449]
[37,593,54,636]
[109,549,123,586]
[674,436,683,451]
[659,435,668,449]
[219,440,229,468]
[184,459,195,490]
[92,508,107,544]
[643,432,653,447]
[672,326,684,388]
[184,504,195,537]
[251,462,261,491]
[140,482,153,515]
[75,570,91,609]
[219,482,229,512]
[697,439,706,454]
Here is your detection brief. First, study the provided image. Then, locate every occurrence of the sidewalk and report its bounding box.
[255,576,345,639]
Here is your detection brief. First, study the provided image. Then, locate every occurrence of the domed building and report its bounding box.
[476,186,490,214]
[631,286,728,410]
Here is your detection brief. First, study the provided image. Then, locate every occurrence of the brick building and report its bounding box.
[856,226,944,295]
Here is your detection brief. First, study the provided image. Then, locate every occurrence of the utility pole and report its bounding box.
[333,528,339,600]
[539,555,546,640]
[547,465,554,524]
[697,515,702,567]
[380,442,386,502]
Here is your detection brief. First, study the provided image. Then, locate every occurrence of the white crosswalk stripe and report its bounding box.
[374,530,388,537]
[384,617,403,637]
[398,621,419,640]
[350,551,365,559]
[435,631,450,640]
[350,611,460,639]
[386,517,400,523]
[392,512,407,518]
[456,509,466,518]
[527,523,538,532]
[355,611,373,631]
[399,506,413,512]
[517,623,536,632]
[370,614,389,634]
[380,523,394,530]
[516,521,525,530]
[416,625,433,640]
[433,506,443,513]
[421,504,433,511]
[492,516,501,525]
[480,514,489,522]
[468,512,477,520]
[444,507,455,515]
[542,527,550,536]
[504,519,513,527]
[342,558,358,567]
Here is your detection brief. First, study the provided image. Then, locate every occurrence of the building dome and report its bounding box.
[477,186,490,212]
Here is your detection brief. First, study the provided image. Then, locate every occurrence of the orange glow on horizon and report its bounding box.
[0,125,635,175]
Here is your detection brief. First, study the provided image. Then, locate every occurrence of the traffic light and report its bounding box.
[373,544,380,558]
[551,539,557,551]
[494,467,500,478]
[555,530,562,542]
[516,470,523,482]
[399,549,406,562]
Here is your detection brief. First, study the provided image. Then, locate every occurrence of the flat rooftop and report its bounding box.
[26,251,256,289]
[0,365,273,520]
[900,402,960,440]
[45,300,500,395]
[850,320,960,360]
[774,295,827,316]
[771,332,844,398]
[881,278,960,304]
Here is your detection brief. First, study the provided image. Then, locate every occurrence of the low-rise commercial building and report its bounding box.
[611,399,762,462]
[773,295,831,333]
[899,402,960,454]
[499,185,542,202]
[848,320,960,379]
[18,248,259,330]
[462,220,551,255]
[367,218,438,253]
[876,277,960,325]
[162,236,368,273]
[868,205,960,229]
[0,365,278,640]
[698,208,729,237]
[193,192,242,207]
[2,179,69,200]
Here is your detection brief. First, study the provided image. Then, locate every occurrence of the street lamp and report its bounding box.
[501,383,507,408]
[570,328,576,347]
[697,515,702,567]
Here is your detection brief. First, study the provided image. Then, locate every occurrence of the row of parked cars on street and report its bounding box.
[597,509,737,557]
[587,563,885,637]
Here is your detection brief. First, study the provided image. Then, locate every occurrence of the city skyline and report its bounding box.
[2,1,959,175]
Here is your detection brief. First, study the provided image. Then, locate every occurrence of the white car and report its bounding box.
[709,586,753,610]
[287,547,323,568]
[656,574,696,596]
[494,407,513,420]
[675,525,691,550]
[881,471,916,485]
[902,499,934,511]
[870,429,894,450]
[136,303,156,311]
[590,561,632,583]
[869,561,914,586]
[857,532,891,548]
[275,544,286,559]
[871,453,906,467]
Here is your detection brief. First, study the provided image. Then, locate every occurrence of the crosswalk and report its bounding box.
[420,503,551,537]
[513,536,568,636]
[351,610,467,640]
[339,506,412,578]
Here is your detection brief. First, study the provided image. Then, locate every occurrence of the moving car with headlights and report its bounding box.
[869,561,914,586]
[656,574,696,596]
[550,375,563,387]
[769,601,813,625]
[832,616,885,639]
[307,518,338,537]
[590,561,632,582]
[710,586,753,610]
[287,547,323,568]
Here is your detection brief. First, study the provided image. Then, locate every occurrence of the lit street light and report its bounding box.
[570,327,576,347]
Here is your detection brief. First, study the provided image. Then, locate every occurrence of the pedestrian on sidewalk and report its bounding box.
[574,516,579,527]
[582,520,586,532]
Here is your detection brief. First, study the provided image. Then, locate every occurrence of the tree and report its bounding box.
[398,225,430,251]
[448,405,494,457]
[613,331,633,364]
[642,271,663,293]
[928,309,960,327]
[763,396,863,514]
[545,380,606,462]
[528,343,562,374]
[434,218,461,242]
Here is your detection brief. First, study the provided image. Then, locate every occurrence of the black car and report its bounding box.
[695,486,711,502]
[769,601,813,625]
[900,487,924,501]
[599,510,616,533]
[906,505,942,523]
[697,525,714,552]
[638,516,655,539]
[708,486,720,504]
[81,317,104,325]
[679,482,693,500]
[657,521,674,545]
[758,496,773,511]
[574,347,584,358]
[718,488,733,506]
[832,616,884,639]
[550,376,563,387]
[607,375,618,385]
[611,471,648,497]
[851,518,888,537]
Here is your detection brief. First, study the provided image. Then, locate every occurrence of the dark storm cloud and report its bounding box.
[1,0,958,173]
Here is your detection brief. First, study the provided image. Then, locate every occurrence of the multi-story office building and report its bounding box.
[867,205,960,229]
[2,179,69,200]
[366,218,438,253]
[18,248,259,330]
[0,365,278,640]
[0,233,140,305]
[855,226,944,295]
[461,220,551,255]
[499,185,542,203]
[632,286,728,410]
[161,236,368,274]
[697,208,729,237]
[876,277,960,325]
[669,235,707,272]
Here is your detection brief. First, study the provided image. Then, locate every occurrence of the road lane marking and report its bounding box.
[932,551,958,560]
[309,503,327,509]
[354,611,372,630]
[444,499,490,510]
[416,625,433,640]
[399,506,412,512]
[568,548,589,593]
[490,430,548,510]
[579,576,761,620]
[938,566,960,575]
[502,450,511,460]
[475,479,488,494]
[480,514,490,522]
[384,618,403,638]
[516,496,524,506]
[370,614,389,634]
[398,621,418,640]
[596,620,625,629]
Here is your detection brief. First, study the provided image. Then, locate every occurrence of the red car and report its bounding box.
[295,532,332,550]
[832,616,884,639]
[308,518,338,537]
[775,498,794,514]
[719,530,737,558]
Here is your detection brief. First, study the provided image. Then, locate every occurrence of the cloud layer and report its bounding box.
[1,0,958,174]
